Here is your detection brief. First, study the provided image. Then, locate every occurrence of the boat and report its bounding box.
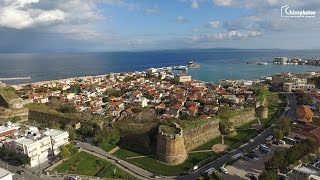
[257,62,268,65]
[172,65,188,70]
[187,60,200,68]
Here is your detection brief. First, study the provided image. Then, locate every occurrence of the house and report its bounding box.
[296,105,313,123]
[168,104,183,118]
[108,101,124,110]
[188,106,198,116]
[120,108,135,117]
[174,74,191,83]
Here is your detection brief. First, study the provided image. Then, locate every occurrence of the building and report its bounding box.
[0,122,19,138]
[174,74,191,83]
[3,126,69,167]
[0,168,13,180]
[296,105,313,123]
[283,83,315,92]
[273,57,288,64]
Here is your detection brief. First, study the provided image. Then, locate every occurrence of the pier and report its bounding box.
[0,76,31,81]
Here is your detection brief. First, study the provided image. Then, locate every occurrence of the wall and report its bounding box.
[183,120,221,151]
[28,110,80,126]
[228,108,256,127]
[0,95,9,108]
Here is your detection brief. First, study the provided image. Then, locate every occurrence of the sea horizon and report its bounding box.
[1,49,320,85]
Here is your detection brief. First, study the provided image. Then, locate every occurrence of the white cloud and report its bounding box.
[176,16,189,23]
[213,0,233,6]
[191,0,199,9]
[0,0,65,29]
[208,20,220,28]
[192,30,262,43]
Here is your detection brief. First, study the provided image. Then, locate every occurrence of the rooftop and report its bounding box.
[0,168,12,179]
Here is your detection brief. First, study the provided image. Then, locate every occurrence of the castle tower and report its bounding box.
[156,123,187,165]
[256,106,268,119]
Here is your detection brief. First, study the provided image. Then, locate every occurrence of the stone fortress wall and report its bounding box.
[228,108,256,127]
[183,120,221,151]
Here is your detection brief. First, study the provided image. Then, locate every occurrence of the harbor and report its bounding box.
[0,77,31,81]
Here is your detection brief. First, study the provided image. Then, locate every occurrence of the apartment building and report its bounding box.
[283,83,315,92]
[3,125,69,167]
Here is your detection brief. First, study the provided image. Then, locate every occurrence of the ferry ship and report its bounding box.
[187,61,200,68]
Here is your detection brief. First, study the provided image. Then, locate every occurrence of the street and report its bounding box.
[178,92,295,180]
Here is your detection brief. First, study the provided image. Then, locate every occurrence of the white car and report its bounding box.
[220,167,229,174]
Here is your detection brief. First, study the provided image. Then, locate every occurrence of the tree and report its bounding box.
[58,104,77,113]
[273,128,284,140]
[102,97,109,103]
[59,145,71,159]
[18,154,30,165]
[9,116,21,123]
[277,117,293,135]
[259,170,277,180]
[69,84,81,93]
[95,128,121,148]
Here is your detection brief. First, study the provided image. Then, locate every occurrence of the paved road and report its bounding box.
[178,92,294,180]
[0,159,63,180]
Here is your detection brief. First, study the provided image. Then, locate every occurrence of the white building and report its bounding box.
[4,127,69,167]
[0,168,13,180]
[274,57,288,64]
[283,83,316,92]
[174,74,192,83]
[47,129,69,156]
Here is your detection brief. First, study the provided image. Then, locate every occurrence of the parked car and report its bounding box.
[220,167,229,174]
[16,170,24,175]
[246,154,255,159]
[204,167,216,176]
[242,156,250,161]
[279,140,286,145]
[249,151,260,159]
[247,173,258,180]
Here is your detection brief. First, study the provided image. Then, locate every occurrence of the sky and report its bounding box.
[0,0,320,52]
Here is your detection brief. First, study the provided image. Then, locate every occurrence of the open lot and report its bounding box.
[223,144,290,180]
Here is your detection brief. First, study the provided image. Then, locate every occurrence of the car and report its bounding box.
[246,154,255,159]
[279,140,286,145]
[273,140,280,145]
[249,151,260,159]
[204,167,216,176]
[16,170,24,175]
[248,173,258,180]
[220,167,228,174]
[242,156,250,161]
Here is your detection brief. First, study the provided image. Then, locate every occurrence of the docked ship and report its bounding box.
[187,61,200,68]
[257,62,268,65]
[172,65,188,70]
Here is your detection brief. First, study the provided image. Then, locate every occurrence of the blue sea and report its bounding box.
[1,49,320,84]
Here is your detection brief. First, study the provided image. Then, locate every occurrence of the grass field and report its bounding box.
[55,151,134,179]
[114,149,214,176]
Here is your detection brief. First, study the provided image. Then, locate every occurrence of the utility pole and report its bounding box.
[221,135,224,145]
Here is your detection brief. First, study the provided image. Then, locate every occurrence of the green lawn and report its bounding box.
[55,151,134,179]
[114,149,214,176]
[99,144,117,153]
